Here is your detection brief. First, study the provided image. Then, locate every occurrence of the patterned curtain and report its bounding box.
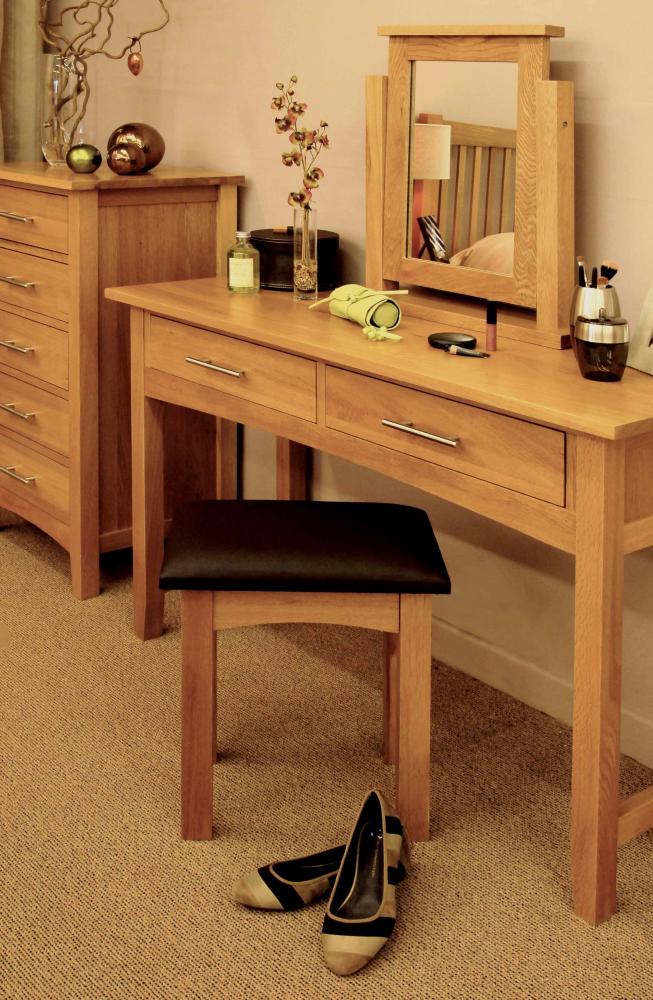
[0,0,42,162]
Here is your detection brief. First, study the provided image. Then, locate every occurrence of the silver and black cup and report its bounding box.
[574,308,630,382]
[569,285,621,357]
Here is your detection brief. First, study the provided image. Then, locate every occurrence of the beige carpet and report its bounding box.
[2,523,653,1000]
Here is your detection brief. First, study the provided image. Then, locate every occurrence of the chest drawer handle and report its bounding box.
[0,275,36,290]
[0,339,34,354]
[381,418,460,449]
[185,356,244,379]
[0,464,37,485]
[0,402,36,421]
[0,211,34,224]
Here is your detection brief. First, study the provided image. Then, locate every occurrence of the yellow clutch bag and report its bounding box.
[309,283,407,340]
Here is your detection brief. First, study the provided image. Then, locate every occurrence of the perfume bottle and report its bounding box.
[227,231,260,294]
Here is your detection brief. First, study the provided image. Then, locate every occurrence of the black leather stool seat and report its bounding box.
[159,501,451,594]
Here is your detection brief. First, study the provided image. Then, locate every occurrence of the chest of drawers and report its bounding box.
[0,165,242,597]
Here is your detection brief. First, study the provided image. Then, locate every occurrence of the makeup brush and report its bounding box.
[576,255,587,287]
[601,260,619,283]
[590,266,598,289]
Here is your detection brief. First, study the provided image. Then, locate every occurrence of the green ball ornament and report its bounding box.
[66,143,102,174]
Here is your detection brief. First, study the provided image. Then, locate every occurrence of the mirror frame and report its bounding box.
[379,25,569,315]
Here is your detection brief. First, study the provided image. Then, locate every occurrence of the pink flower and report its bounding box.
[289,101,307,116]
[320,135,330,148]
[271,97,284,110]
[288,190,312,208]
[282,150,302,167]
[290,128,306,146]
[275,115,295,133]
[303,166,324,189]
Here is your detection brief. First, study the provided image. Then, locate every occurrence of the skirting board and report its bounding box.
[431,614,653,771]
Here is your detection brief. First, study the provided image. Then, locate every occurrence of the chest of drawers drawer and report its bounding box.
[0,371,69,456]
[147,316,317,422]
[0,186,68,254]
[0,431,68,522]
[325,367,566,505]
[0,246,69,321]
[0,309,68,389]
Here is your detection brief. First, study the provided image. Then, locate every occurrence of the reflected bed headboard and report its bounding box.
[412,112,517,258]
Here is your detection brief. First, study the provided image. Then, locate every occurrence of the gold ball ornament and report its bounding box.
[128,52,144,75]
[106,123,165,175]
[66,143,102,174]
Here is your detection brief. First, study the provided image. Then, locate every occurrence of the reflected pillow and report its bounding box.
[448,231,514,275]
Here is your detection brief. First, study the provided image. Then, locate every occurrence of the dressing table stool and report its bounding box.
[159,499,451,842]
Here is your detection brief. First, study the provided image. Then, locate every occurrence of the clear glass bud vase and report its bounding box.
[293,206,318,302]
[41,54,87,166]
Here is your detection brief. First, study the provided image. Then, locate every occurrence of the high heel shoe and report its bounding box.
[233,844,345,911]
[321,789,409,976]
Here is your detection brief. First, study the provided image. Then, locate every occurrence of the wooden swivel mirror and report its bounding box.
[366,26,575,348]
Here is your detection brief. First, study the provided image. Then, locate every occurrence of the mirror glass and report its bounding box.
[409,61,518,275]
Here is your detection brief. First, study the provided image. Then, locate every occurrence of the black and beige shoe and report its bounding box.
[233,844,346,911]
[321,789,409,976]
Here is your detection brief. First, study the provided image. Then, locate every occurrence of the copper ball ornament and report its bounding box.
[106,123,165,175]
[128,52,144,75]
[66,143,102,174]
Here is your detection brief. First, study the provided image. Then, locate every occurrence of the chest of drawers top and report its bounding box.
[0,163,243,194]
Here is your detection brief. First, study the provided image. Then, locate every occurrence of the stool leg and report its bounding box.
[181,591,216,840]
[396,594,432,841]
[383,632,399,765]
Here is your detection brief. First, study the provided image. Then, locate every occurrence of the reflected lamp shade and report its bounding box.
[411,123,451,180]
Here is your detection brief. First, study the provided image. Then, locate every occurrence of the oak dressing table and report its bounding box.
[106,276,653,926]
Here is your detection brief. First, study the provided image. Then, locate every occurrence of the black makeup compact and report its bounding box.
[574,309,630,382]
[428,332,477,351]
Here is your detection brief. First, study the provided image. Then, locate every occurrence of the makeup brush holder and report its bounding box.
[569,286,621,353]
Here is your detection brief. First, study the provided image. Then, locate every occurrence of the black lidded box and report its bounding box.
[250,227,340,292]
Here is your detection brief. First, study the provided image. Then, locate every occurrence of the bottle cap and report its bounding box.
[236,230,251,239]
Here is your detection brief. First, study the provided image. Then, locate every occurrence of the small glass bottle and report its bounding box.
[227,231,260,294]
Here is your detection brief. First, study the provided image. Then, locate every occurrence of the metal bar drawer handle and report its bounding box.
[0,275,35,289]
[0,402,36,421]
[0,211,34,224]
[0,339,34,354]
[381,418,460,449]
[0,465,37,485]
[185,356,244,379]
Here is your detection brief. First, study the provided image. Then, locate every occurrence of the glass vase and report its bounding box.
[41,54,87,166]
[293,206,318,302]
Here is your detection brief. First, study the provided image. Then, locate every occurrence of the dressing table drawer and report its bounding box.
[0,372,69,456]
[0,309,68,389]
[0,431,68,522]
[147,316,317,422]
[0,246,69,321]
[0,186,68,254]
[325,367,566,505]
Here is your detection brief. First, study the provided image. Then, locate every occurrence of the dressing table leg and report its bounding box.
[217,418,239,499]
[276,438,309,500]
[571,436,625,924]
[131,308,165,640]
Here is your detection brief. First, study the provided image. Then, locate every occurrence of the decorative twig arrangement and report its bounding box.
[271,74,330,209]
[38,1,170,146]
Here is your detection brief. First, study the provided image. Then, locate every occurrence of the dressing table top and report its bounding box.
[107,278,653,441]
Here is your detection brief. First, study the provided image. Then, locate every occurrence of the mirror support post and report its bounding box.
[366,75,395,290]
[536,80,575,337]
